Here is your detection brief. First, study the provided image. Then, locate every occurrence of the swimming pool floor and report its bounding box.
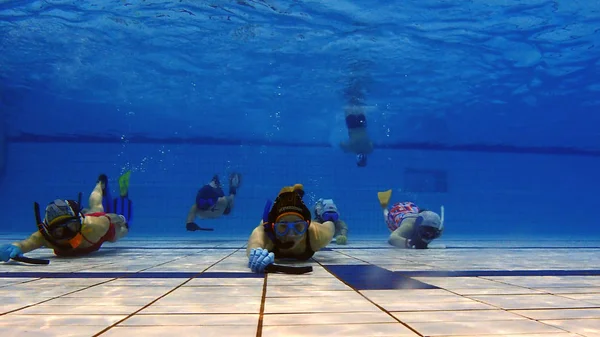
[1,235,599,336]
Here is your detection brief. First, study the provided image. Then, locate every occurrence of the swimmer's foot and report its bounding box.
[97,174,108,195]
[229,173,242,195]
[210,175,221,188]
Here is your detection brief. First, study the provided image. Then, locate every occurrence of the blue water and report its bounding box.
[1,0,599,238]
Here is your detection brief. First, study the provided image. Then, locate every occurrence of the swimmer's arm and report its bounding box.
[13,231,49,254]
[186,205,198,223]
[388,219,416,248]
[308,220,335,251]
[224,195,235,209]
[388,230,410,248]
[335,220,348,237]
[246,222,274,256]
[88,181,105,213]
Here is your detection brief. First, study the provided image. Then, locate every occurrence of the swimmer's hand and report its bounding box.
[335,235,348,245]
[0,244,23,262]
[248,248,274,273]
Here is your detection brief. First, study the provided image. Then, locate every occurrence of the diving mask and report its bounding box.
[315,199,339,222]
[41,199,85,248]
[414,208,444,243]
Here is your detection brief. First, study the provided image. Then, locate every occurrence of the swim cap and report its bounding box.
[415,210,443,243]
[41,199,83,242]
[268,186,311,224]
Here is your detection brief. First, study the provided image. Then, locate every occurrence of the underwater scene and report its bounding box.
[1,1,600,336]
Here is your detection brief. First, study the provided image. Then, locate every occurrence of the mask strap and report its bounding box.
[440,205,445,230]
[262,200,278,244]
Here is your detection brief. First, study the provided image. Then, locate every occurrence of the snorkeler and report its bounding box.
[186,173,242,231]
[0,173,131,263]
[246,184,335,273]
[340,78,374,167]
[314,198,349,245]
[377,189,444,249]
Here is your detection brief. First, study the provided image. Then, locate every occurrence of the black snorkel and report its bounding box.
[11,202,53,265]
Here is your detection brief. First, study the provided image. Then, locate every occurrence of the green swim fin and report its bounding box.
[114,170,133,224]
[119,170,131,197]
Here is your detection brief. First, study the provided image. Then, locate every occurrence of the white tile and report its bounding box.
[140,302,261,314]
[512,308,600,320]
[446,333,579,337]
[43,296,157,306]
[470,294,598,310]
[392,309,527,322]
[359,289,454,298]
[483,276,599,288]
[167,286,264,297]
[534,287,600,294]
[100,325,257,337]
[103,279,185,287]
[1,303,31,314]
[0,278,39,286]
[263,312,397,325]
[264,296,380,313]
[0,325,106,337]
[261,323,419,337]
[0,314,126,326]
[266,276,348,287]
[153,294,262,306]
[184,277,264,287]
[560,293,600,305]
[62,286,174,298]
[26,278,113,287]
[377,298,495,311]
[409,319,567,336]
[267,289,363,299]
[450,287,547,295]
[542,319,600,336]
[120,314,258,326]
[16,304,143,315]
[411,277,521,289]
[0,286,89,298]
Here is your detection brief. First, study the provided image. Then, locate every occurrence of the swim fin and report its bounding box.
[114,171,133,223]
[377,189,392,209]
[119,170,131,197]
[113,195,133,223]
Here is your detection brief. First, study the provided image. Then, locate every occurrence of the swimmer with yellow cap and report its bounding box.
[246,184,335,273]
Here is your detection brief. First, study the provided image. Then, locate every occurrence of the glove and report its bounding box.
[248,248,274,273]
[335,235,348,245]
[186,222,200,231]
[0,244,23,262]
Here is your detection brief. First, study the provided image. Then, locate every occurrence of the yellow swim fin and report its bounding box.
[118,170,131,197]
[377,189,392,209]
[278,183,304,196]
